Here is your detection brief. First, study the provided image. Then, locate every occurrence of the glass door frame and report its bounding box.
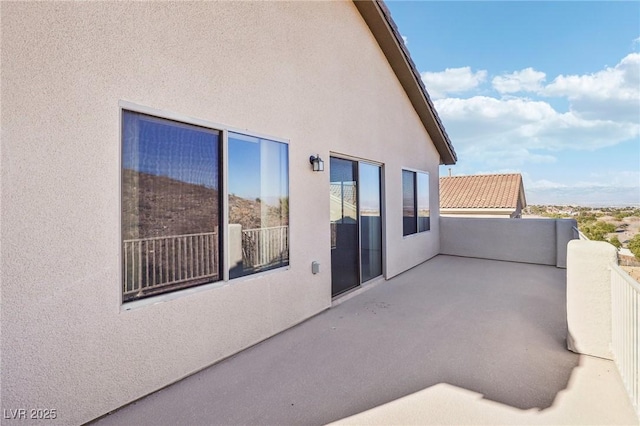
[329,153,385,296]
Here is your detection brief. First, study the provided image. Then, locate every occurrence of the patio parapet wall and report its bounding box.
[439,217,577,268]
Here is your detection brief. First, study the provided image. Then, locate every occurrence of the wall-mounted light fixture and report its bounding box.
[309,154,324,172]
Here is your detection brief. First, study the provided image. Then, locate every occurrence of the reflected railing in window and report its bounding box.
[123,230,219,302]
[241,225,289,271]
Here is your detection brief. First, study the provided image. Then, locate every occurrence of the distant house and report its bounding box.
[440,173,527,218]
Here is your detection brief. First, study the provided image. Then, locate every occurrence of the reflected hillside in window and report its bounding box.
[122,110,221,301]
[122,169,219,240]
[228,194,289,231]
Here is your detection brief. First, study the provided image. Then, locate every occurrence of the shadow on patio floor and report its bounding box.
[94,255,579,425]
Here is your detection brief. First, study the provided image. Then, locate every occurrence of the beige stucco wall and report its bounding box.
[440,217,577,267]
[1,2,441,424]
[566,240,617,360]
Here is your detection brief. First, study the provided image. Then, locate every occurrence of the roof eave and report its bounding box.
[353,0,457,165]
[518,176,528,208]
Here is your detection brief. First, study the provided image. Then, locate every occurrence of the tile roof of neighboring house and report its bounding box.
[353,1,457,165]
[440,174,527,209]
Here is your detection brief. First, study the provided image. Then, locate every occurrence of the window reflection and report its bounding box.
[330,157,359,295]
[122,111,221,302]
[228,133,289,278]
[360,163,382,282]
[402,169,429,235]
[402,170,417,236]
[417,172,430,232]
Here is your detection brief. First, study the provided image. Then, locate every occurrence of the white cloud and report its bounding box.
[492,68,546,94]
[543,53,639,100]
[433,95,639,165]
[527,179,568,190]
[426,53,640,205]
[435,96,555,124]
[421,67,487,99]
[401,35,408,45]
[541,53,640,121]
[489,54,640,121]
[526,174,640,207]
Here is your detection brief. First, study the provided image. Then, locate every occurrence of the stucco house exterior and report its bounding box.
[1,1,457,424]
[440,173,527,218]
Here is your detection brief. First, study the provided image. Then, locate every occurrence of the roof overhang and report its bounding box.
[353,0,457,165]
[517,176,528,208]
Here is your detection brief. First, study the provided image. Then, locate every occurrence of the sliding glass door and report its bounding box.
[359,163,382,283]
[330,158,359,296]
[330,157,382,297]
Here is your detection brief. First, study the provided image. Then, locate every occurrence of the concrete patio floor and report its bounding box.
[93,255,638,425]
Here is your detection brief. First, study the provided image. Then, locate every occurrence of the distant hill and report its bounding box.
[123,169,220,239]
[123,169,287,240]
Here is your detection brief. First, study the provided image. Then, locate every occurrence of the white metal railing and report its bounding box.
[611,263,640,419]
[241,225,289,270]
[123,230,219,300]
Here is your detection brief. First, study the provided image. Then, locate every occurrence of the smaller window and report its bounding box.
[417,172,430,232]
[228,132,289,279]
[402,170,430,236]
[402,170,417,236]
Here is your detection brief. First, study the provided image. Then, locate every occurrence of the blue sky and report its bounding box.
[123,111,220,189]
[386,1,640,207]
[228,133,289,203]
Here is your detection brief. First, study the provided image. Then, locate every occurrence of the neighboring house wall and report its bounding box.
[1,2,442,424]
[514,199,524,218]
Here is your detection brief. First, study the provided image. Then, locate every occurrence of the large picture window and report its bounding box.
[121,108,290,302]
[228,133,289,278]
[402,169,430,236]
[122,111,222,302]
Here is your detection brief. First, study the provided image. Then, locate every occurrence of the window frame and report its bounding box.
[119,101,290,310]
[401,168,430,237]
[227,131,290,280]
[120,108,224,304]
